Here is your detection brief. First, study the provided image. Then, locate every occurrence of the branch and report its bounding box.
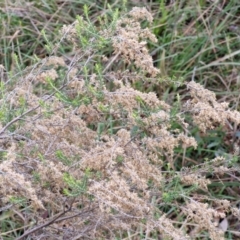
[16,198,75,240]
[0,84,67,136]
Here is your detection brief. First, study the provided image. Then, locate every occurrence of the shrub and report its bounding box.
[0,5,239,240]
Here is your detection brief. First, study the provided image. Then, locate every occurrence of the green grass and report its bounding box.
[153,0,240,86]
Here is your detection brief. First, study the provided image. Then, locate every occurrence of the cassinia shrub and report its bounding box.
[0,6,239,240]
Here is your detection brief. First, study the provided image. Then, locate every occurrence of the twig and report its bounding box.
[0,106,40,136]
[0,84,67,136]
[102,52,120,74]
[16,198,75,240]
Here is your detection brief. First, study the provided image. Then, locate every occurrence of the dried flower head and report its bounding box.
[112,7,160,77]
